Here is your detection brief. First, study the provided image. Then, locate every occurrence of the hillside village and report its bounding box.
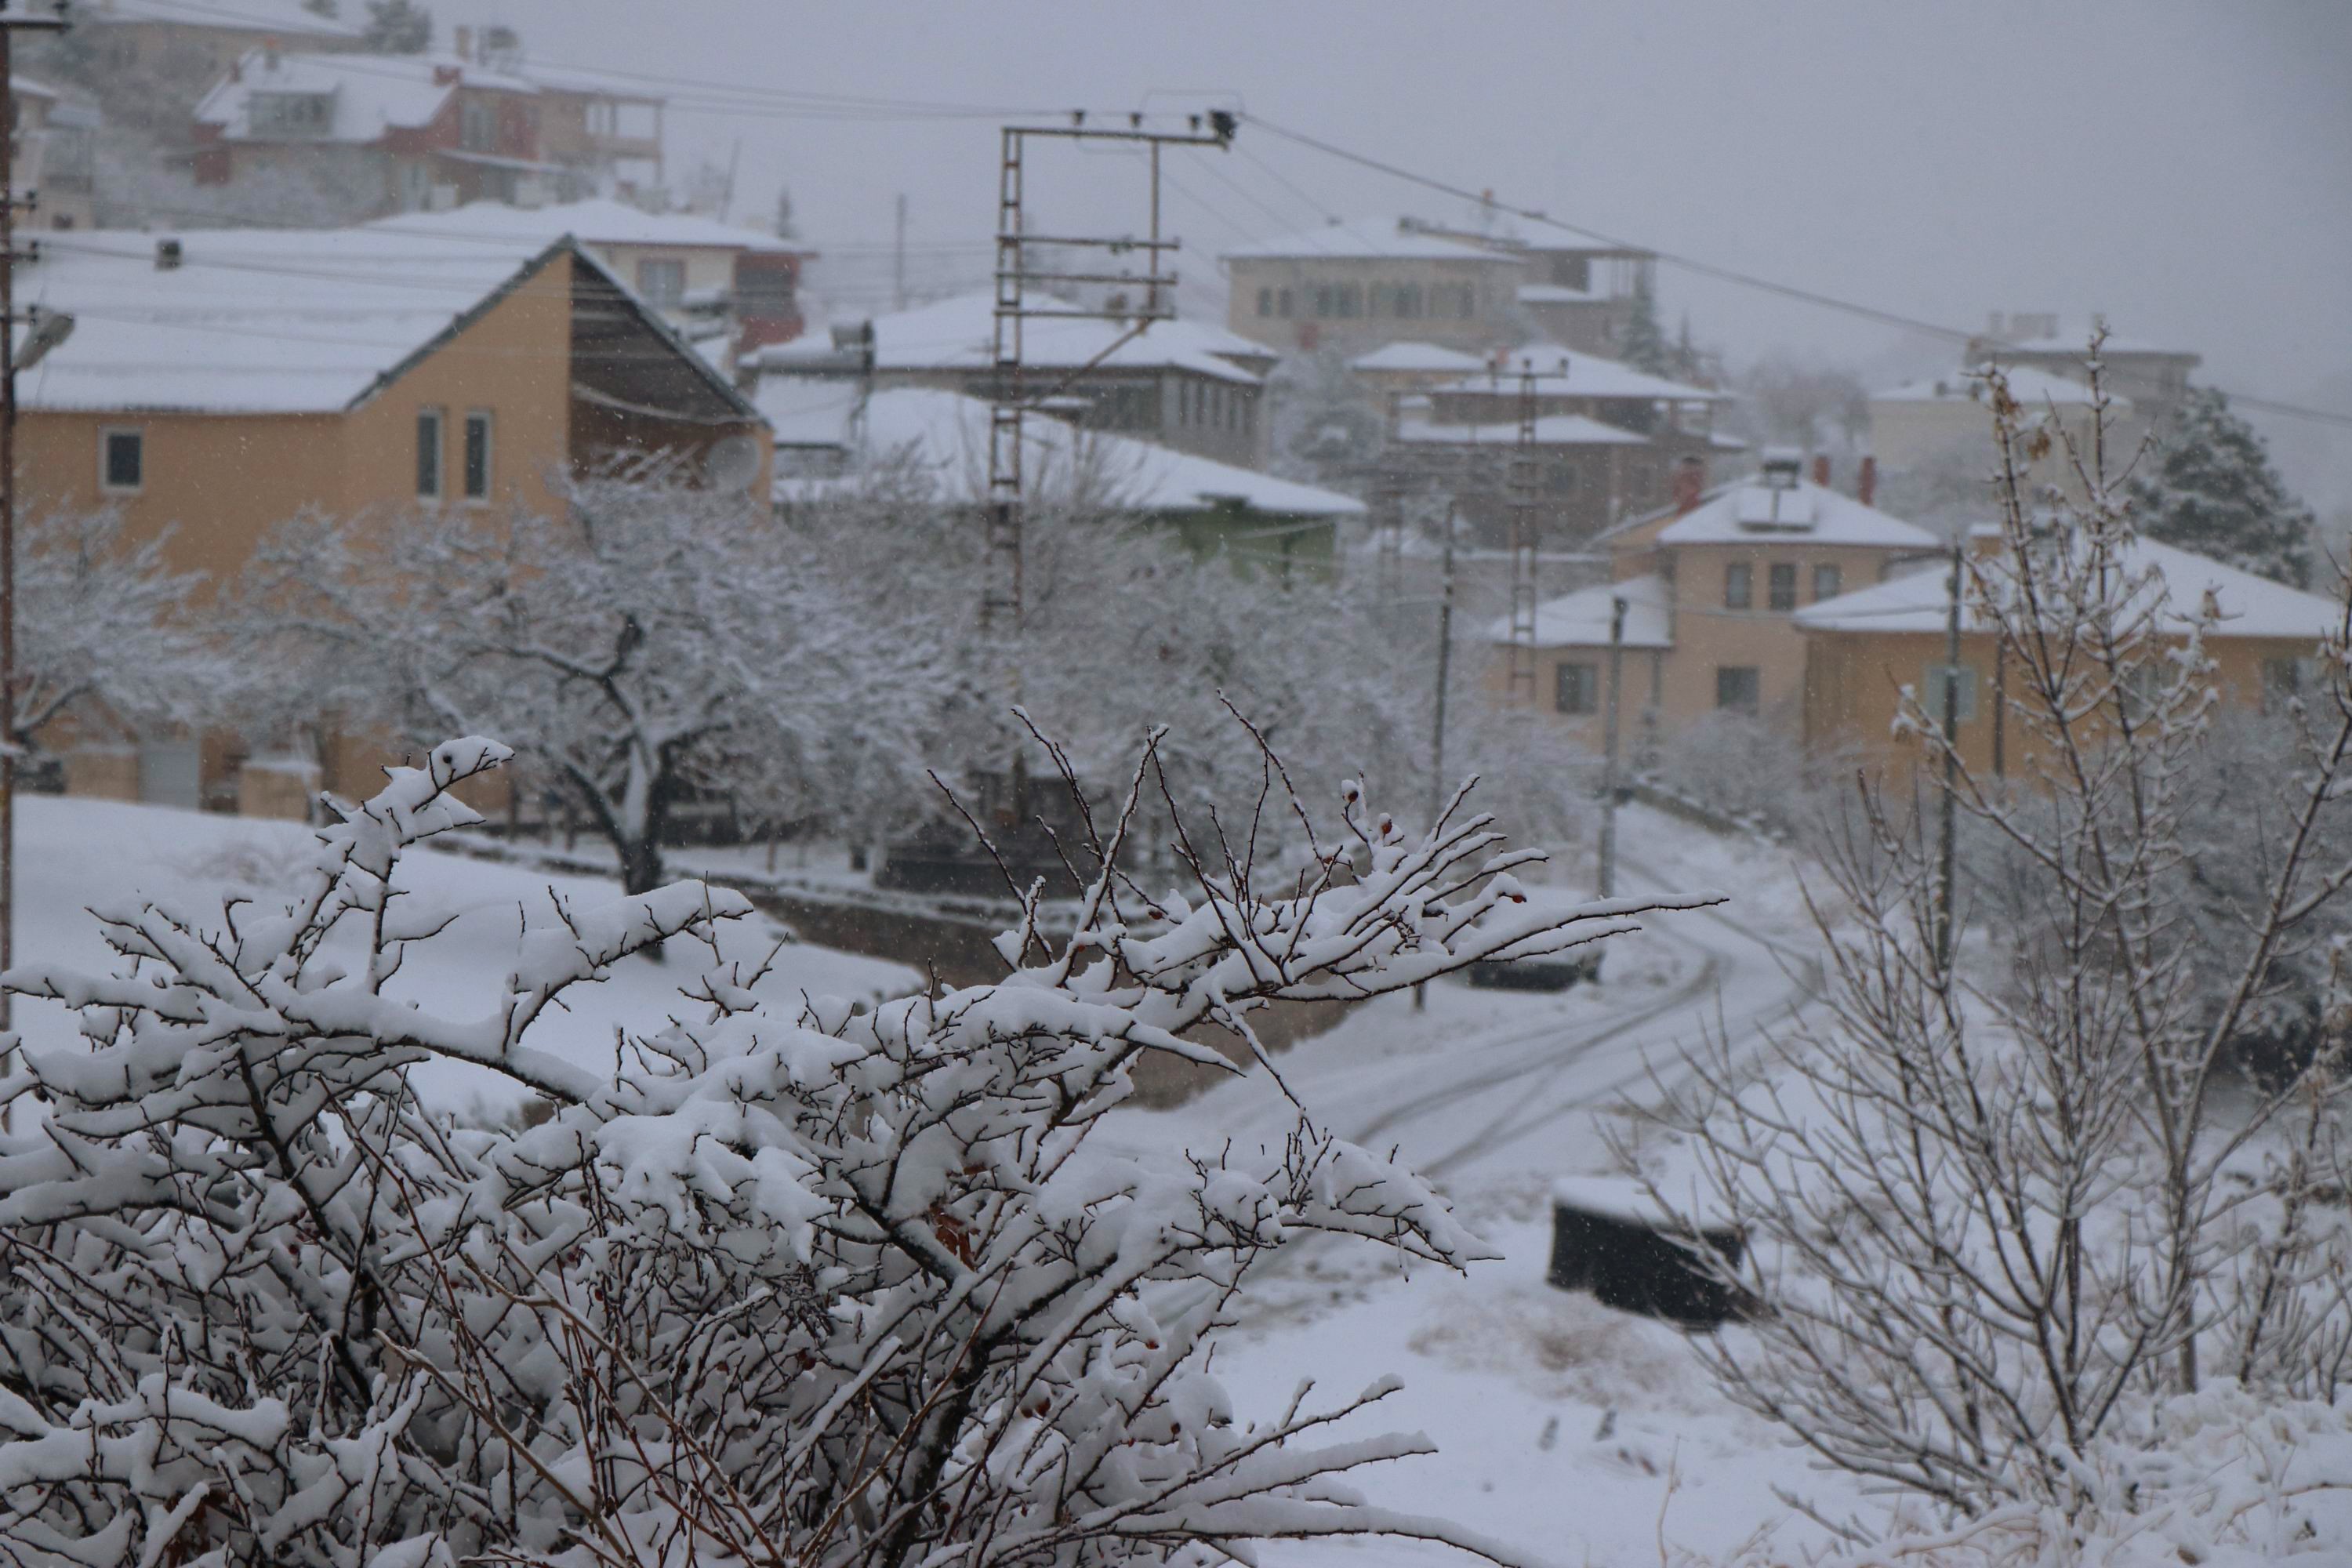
[2,6,2351,1566]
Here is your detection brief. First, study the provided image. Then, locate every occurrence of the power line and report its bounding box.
[1239,111,2352,432]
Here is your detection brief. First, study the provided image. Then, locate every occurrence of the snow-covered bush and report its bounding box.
[0,728,1710,1566]
[1639,709,1854,847]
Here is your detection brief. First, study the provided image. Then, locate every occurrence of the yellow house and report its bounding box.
[1490,454,1942,746]
[17,225,771,811]
[1796,532,2341,781]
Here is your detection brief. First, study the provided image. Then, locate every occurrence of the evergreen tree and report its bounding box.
[1671,310,1704,383]
[362,0,431,53]
[302,0,338,16]
[2128,387,2317,588]
[1620,267,1670,376]
[774,184,798,240]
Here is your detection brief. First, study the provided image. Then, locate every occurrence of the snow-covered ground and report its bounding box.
[11,793,1842,1562]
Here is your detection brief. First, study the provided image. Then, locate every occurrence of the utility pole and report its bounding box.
[1417,499,1458,1014]
[1,1,70,1051]
[1504,364,1541,704]
[892,192,908,313]
[1597,593,1627,898]
[1935,536,1963,972]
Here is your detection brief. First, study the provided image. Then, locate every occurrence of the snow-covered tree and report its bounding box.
[2129,385,2319,588]
[0,724,1712,1566]
[1639,349,2352,1530]
[252,480,938,895]
[362,0,431,53]
[1619,269,1669,376]
[11,508,227,760]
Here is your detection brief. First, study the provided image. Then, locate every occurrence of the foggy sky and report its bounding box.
[453,1,2350,493]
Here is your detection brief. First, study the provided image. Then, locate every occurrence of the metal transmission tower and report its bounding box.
[1504,365,1542,704]
[0,0,68,1050]
[984,112,1233,641]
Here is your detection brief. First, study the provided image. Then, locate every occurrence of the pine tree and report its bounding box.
[2128,387,2317,588]
[1620,267,1670,376]
[362,0,431,53]
[774,184,798,240]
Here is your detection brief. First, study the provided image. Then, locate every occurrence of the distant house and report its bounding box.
[1967,311,2200,423]
[368,198,814,361]
[753,292,1280,469]
[17,224,771,811]
[1492,452,1939,745]
[768,386,1362,577]
[190,41,664,218]
[9,75,99,230]
[1347,340,1487,411]
[1222,217,1527,357]
[1798,532,2338,779]
[82,0,361,86]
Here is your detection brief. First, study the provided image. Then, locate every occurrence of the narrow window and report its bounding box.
[1256,286,1273,318]
[1277,288,1294,318]
[1715,666,1761,716]
[1555,662,1599,716]
[416,408,444,499]
[1813,562,1842,601]
[1723,561,1752,610]
[100,427,144,493]
[463,410,492,500]
[1768,562,1798,612]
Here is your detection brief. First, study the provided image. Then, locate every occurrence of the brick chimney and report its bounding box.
[1671,455,1705,515]
[1857,455,1878,508]
[1811,453,1831,488]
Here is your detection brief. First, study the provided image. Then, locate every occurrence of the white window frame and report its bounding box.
[99,426,145,495]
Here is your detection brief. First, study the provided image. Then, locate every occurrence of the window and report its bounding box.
[249,91,332,136]
[1335,283,1362,318]
[1555,662,1599,716]
[416,408,444,499]
[1311,285,1334,319]
[635,257,686,308]
[1715,666,1761,715]
[1920,662,1980,724]
[463,411,492,500]
[100,427,143,493]
[1256,286,1273,318]
[461,97,495,151]
[2263,657,2314,714]
[1813,562,1843,601]
[1723,561,1752,610]
[1276,288,1294,318]
[1768,562,1798,612]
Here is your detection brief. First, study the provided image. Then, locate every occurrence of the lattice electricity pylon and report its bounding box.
[1504,364,1542,704]
[984,112,1234,641]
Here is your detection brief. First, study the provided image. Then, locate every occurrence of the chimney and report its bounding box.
[454,24,473,60]
[1671,455,1705,514]
[1857,455,1878,508]
[155,238,183,271]
[1811,453,1831,488]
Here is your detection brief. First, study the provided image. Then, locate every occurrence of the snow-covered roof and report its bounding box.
[1434,343,1726,404]
[1393,412,1649,448]
[85,0,362,37]
[774,388,1363,519]
[754,376,866,448]
[194,49,554,145]
[1485,574,1673,649]
[1516,283,1600,305]
[367,198,805,256]
[1996,332,2191,359]
[1873,364,2126,409]
[1795,535,2339,641]
[1348,341,1488,375]
[1656,478,1940,550]
[1221,218,1515,263]
[758,291,1266,385]
[15,227,659,416]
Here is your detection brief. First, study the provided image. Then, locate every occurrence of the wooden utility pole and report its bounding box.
[1597,593,1627,898]
[1,2,69,1046]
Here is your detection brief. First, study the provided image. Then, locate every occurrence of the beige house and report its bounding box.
[1968,311,2201,424]
[1798,532,2336,781]
[1490,454,1940,746]
[1871,364,2144,501]
[18,225,771,812]
[1223,218,1527,358]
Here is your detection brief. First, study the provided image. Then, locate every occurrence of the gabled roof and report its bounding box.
[86,0,363,38]
[1655,477,1940,550]
[1485,573,1673,649]
[1221,217,1518,263]
[1393,412,1648,448]
[757,290,1267,384]
[195,49,550,145]
[1796,535,2342,641]
[367,198,808,256]
[1873,364,2127,409]
[16,227,757,422]
[1348,341,1488,375]
[770,387,1363,519]
[1434,343,1725,403]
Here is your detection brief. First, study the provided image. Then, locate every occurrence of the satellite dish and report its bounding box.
[702,434,762,494]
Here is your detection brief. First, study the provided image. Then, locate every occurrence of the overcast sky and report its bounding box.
[459,1,2350,492]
